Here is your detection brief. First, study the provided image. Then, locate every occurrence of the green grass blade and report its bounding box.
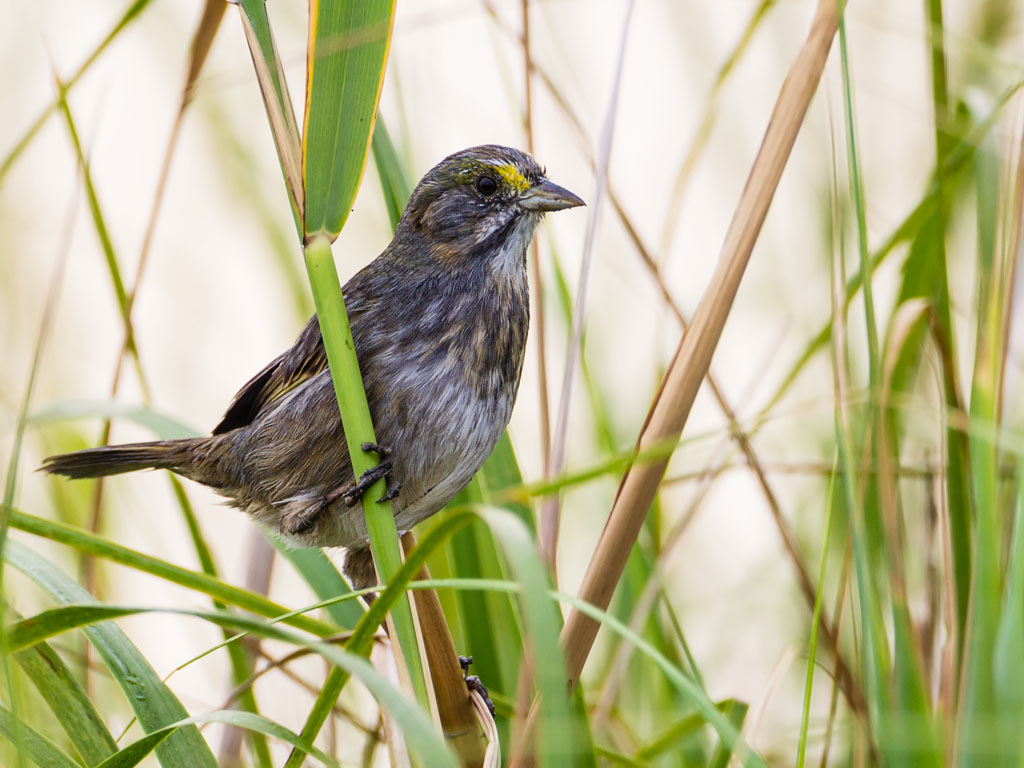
[957,111,1003,768]
[561,595,766,768]
[370,118,412,232]
[284,512,474,768]
[0,0,154,184]
[6,509,336,636]
[992,466,1024,760]
[28,400,200,440]
[838,13,905,759]
[5,541,218,768]
[479,431,535,530]
[54,79,135,361]
[0,705,83,768]
[293,12,416,744]
[444,506,523,697]
[235,0,304,231]
[482,508,578,764]
[93,711,344,768]
[708,699,749,768]
[454,434,536,700]
[8,597,461,768]
[13,640,118,765]
[635,700,738,760]
[302,0,395,239]
[274,543,364,628]
[295,236,430,754]
[796,461,840,768]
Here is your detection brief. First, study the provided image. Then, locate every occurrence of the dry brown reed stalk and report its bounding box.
[511,0,845,761]
[486,3,860,709]
[401,532,488,767]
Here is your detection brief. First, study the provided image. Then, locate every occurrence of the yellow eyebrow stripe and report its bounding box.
[491,162,531,193]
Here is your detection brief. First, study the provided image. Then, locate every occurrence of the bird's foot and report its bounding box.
[279,444,399,537]
[459,656,496,717]
[342,442,401,506]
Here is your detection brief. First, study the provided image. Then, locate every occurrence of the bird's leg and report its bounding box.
[343,544,379,606]
[280,443,400,537]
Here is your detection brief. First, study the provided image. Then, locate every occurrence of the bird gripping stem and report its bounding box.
[301,233,430,709]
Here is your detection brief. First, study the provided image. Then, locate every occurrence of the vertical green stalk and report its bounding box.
[923,0,972,654]
[956,121,1002,768]
[302,238,424,700]
[834,20,892,751]
[795,464,839,768]
[293,234,429,733]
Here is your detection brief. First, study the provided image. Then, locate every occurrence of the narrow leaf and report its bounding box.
[5,541,218,768]
[302,0,396,238]
[236,0,304,230]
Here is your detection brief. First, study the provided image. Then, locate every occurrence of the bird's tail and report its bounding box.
[40,439,205,480]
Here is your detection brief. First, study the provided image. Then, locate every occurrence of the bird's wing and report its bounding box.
[210,260,385,435]
[211,314,329,434]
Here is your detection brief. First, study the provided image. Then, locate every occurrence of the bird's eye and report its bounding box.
[476,175,498,196]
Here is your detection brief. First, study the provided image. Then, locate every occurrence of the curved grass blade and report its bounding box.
[235,0,304,231]
[5,540,217,768]
[6,509,335,636]
[13,639,118,765]
[0,705,83,768]
[483,508,578,765]
[282,512,475,767]
[28,400,200,441]
[391,575,766,767]
[93,711,341,768]
[302,0,395,239]
[957,106,1004,768]
[274,543,364,628]
[370,117,411,232]
[6,598,459,767]
[0,0,154,185]
[993,464,1024,760]
[560,595,765,768]
[54,77,141,381]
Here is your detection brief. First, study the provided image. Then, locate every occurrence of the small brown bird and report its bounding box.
[42,145,583,590]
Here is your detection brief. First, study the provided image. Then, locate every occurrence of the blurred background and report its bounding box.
[3,0,1023,765]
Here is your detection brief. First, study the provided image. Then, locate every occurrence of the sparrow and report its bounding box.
[42,145,584,590]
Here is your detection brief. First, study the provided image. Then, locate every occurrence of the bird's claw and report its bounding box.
[280,443,399,536]
[377,479,401,504]
[342,442,399,507]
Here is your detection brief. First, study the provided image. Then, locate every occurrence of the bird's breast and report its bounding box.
[358,269,529,527]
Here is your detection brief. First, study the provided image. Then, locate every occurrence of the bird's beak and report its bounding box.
[519,178,586,212]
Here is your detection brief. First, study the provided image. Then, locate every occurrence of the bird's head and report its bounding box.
[397,145,584,267]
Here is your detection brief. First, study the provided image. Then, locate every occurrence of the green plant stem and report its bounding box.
[796,463,839,767]
[288,234,429,767]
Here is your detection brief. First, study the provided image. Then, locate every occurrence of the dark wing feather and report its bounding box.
[210,262,383,435]
[212,315,328,434]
